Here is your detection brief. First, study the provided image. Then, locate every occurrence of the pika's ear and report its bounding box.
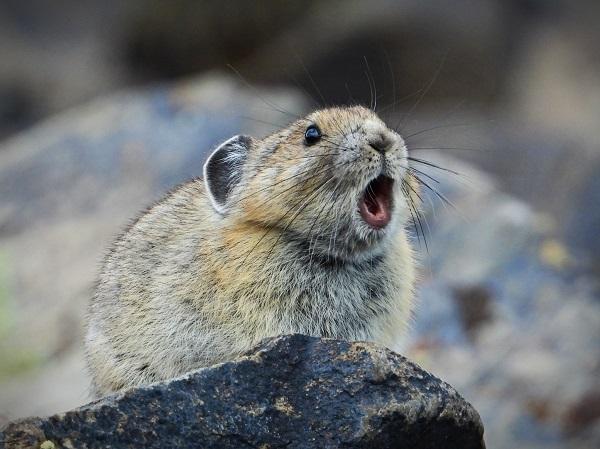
[203,135,253,214]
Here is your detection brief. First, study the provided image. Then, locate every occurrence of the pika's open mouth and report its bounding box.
[359,175,394,229]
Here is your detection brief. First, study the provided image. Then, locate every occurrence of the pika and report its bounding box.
[85,106,419,396]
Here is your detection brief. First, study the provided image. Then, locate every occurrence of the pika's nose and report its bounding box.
[368,132,393,154]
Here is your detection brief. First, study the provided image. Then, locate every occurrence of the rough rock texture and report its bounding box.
[1,335,485,449]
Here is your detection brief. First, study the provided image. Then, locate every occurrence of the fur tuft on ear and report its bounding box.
[203,135,253,214]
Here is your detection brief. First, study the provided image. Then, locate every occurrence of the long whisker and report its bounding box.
[295,53,327,107]
[363,56,377,112]
[240,115,290,130]
[327,178,347,257]
[404,165,440,184]
[403,122,473,140]
[395,51,447,131]
[403,174,433,238]
[307,177,345,263]
[235,168,343,268]
[229,160,340,211]
[401,180,427,251]
[229,158,357,265]
[286,69,322,109]
[264,175,340,263]
[376,88,424,116]
[226,136,358,210]
[227,64,303,121]
[383,49,396,116]
[406,157,461,175]
[409,146,489,153]
[409,171,457,212]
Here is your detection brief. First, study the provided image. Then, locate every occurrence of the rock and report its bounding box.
[0,335,485,449]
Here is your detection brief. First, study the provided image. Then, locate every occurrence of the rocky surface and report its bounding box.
[1,335,485,449]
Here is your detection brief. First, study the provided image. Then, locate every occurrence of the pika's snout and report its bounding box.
[359,119,402,158]
[368,131,394,154]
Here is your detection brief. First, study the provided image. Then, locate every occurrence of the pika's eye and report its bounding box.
[304,125,322,145]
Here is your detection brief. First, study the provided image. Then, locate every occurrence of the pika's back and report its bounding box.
[85,106,418,396]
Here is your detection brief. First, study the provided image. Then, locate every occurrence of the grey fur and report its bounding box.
[85,106,418,397]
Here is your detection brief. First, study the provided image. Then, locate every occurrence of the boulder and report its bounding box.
[1,335,485,449]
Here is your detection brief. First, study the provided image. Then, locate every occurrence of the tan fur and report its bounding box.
[85,106,418,396]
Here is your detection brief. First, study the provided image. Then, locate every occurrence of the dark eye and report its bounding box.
[304,124,322,145]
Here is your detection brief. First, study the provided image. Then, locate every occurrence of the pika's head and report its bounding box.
[204,106,418,262]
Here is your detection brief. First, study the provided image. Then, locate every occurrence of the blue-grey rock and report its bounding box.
[0,75,305,235]
[403,154,600,449]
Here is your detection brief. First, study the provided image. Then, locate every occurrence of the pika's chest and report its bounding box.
[254,261,399,338]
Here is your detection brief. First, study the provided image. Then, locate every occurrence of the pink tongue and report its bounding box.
[359,176,392,229]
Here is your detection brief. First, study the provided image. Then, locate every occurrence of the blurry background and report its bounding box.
[0,1,599,447]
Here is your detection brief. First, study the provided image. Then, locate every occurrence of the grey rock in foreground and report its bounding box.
[1,335,485,449]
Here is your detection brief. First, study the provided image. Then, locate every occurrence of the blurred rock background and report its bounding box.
[0,0,598,448]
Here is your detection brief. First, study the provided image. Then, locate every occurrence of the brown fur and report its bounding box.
[85,106,418,396]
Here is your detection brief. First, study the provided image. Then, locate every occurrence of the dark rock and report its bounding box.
[562,389,600,436]
[452,285,494,341]
[0,335,485,449]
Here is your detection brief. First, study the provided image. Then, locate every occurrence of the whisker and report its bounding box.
[409,146,489,153]
[383,49,396,115]
[228,158,357,265]
[406,157,461,176]
[376,88,424,116]
[252,169,345,266]
[406,166,440,184]
[403,122,474,140]
[401,180,427,251]
[227,64,303,121]
[363,56,377,112]
[395,51,448,131]
[404,174,433,237]
[409,172,457,212]
[240,115,289,130]
[286,69,322,109]
[266,177,336,260]
[230,161,340,211]
[345,83,358,105]
[295,52,327,107]
[228,160,337,208]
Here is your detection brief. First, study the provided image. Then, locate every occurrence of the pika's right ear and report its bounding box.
[203,135,253,214]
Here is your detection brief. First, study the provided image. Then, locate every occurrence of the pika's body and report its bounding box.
[86,106,418,396]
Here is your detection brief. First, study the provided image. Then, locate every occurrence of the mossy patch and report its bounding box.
[0,251,41,381]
